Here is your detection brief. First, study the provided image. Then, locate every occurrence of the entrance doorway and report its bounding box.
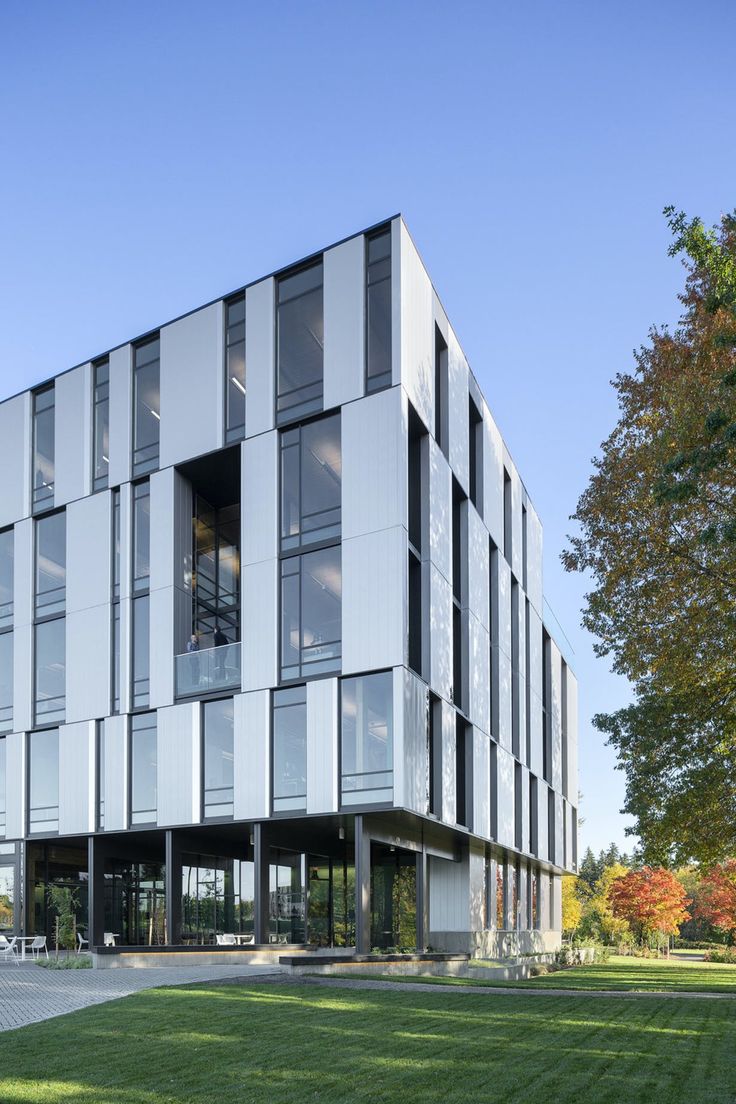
[370,844,417,951]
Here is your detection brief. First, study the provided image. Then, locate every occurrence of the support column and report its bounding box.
[88,835,105,948]
[416,847,429,952]
[354,815,371,954]
[165,830,182,945]
[253,823,270,945]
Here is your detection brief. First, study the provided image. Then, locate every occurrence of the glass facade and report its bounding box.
[182,854,254,943]
[276,262,323,423]
[130,713,157,825]
[35,512,66,617]
[32,386,55,512]
[366,228,392,393]
[280,414,341,551]
[133,480,150,592]
[0,737,5,836]
[0,633,12,734]
[341,672,393,805]
[225,295,246,442]
[97,721,105,830]
[34,618,65,726]
[133,337,160,475]
[0,528,13,629]
[203,698,234,819]
[104,859,165,945]
[92,359,110,491]
[29,728,59,834]
[132,594,150,710]
[192,496,240,647]
[0,865,13,931]
[280,545,341,680]
[272,686,307,813]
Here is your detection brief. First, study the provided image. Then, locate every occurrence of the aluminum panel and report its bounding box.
[342,388,406,540]
[157,702,197,827]
[496,745,515,848]
[468,613,490,736]
[566,667,579,805]
[428,438,451,583]
[244,277,275,439]
[526,502,543,615]
[59,721,94,835]
[494,646,513,753]
[242,431,278,565]
[0,393,30,528]
[393,667,428,815]
[103,714,128,832]
[399,221,433,433]
[467,504,490,631]
[160,302,223,468]
[306,677,338,815]
[66,605,111,723]
[323,235,365,410]
[429,565,453,702]
[440,698,456,825]
[550,640,563,793]
[66,492,110,613]
[447,329,469,495]
[241,559,278,691]
[482,404,504,550]
[234,690,270,820]
[4,732,25,840]
[108,344,132,488]
[149,587,174,709]
[342,527,405,675]
[472,728,491,840]
[429,854,470,932]
[54,364,90,507]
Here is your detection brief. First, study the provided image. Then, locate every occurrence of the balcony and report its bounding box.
[175,642,241,698]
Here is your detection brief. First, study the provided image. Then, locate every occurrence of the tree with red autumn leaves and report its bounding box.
[609,866,690,945]
[694,860,736,941]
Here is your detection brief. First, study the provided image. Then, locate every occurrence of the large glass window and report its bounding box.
[130,713,157,825]
[133,481,150,592]
[0,528,13,629]
[97,721,105,830]
[0,866,12,930]
[276,262,323,423]
[133,337,160,475]
[272,686,307,813]
[225,295,246,443]
[29,728,59,834]
[203,698,234,819]
[35,512,66,617]
[280,414,341,551]
[0,738,6,836]
[341,671,393,805]
[366,228,392,393]
[182,854,254,943]
[34,619,65,726]
[32,386,55,512]
[281,546,341,680]
[92,359,110,491]
[0,633,12,734]
[132,595,150,710]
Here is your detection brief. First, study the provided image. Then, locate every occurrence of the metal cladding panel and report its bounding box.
[59,721,94,835]
[566,667,579,804]
[242,431,278,565]
[496,554,512,661]
[103,715,128,832]
[12,520,33,732]
[342,387,406,541]
[241,559,278,691]
[12,623,32,735]
[429,854,470,932]
[0,393,30,527]
[342,527,405,675]
[440,698,456,826]
[467,505,490,631]
[528,688,544,779]
[519,764,531,854]
[323,235,365,410]
[494,646,513,753]
[564,800,574,869]
[245,277,275,439]
[234,690,270,820]
[160,302,223,468]
[149,587,174,709]
[537,781,549,861]
[472,728,491,840]
[482,404,504,550]
[4,732,25,839]
[306,677,338,815]
[510,464,524,584]
[429,565,453,702]
[394,667,428,815]
[468,613,490,736]
[108,344,132,488]
[157,702,197,827]
[552,874,562,932]
[550,639,563,793]
[528,603,543,706]
[150,468,175,593]
[118,598,132,716]
[554,792,565,868]
[66,492,110,613]
[66,605,111,723]
[447,329,470,496]
[495,744,515,848]
[399,221,434,433]
[13,520,32,629]
[54,365,90,507]
[526,502,543,615]
[428,437,451,584]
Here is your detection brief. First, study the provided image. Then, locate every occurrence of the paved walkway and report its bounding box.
[0,963,281,1033]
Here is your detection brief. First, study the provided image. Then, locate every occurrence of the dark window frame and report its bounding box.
[275,260,324,426]
[132,336,160,477]
[224,294,246,444]
[365,225,392,395]
[92,358,110,493]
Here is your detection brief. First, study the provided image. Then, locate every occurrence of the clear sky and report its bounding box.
[1,1,734,856]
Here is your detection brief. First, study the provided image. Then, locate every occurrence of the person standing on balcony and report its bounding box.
[213,623,228,680]
[186,632,200,687]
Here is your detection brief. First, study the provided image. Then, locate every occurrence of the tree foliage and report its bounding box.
[694,859,736,940]
[609,866,690,942]
[562,876,583,935]
[563,208,736,864]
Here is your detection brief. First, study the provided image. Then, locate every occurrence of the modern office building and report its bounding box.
[0,217,577,957]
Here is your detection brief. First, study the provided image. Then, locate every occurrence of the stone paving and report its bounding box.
[0,962,281,1033]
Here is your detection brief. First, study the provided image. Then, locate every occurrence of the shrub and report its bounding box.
[703,948,736,964]
[36,956,92,970]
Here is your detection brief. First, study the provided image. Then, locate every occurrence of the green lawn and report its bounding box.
[2,980,736,1104]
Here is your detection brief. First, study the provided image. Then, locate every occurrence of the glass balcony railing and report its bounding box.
[175,642,241,698]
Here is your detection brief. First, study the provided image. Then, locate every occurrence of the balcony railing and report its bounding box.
[175,642,241,698]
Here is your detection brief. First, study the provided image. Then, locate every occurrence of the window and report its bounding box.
[280,414,341,551]
[32,386,55,512]
[428,694,441,816]
[133,337,160,475]
[0,737,5,836]
[468,395,483,511]
[35,512,66,618]
[530,869,539,929]
[408,406,426,678]
[511,579,520,758]
[341,672,393,805]
[434,327,448,456]
[0,528,13,630]
[29,728,59,834]
[521,503,528,591]
[272,686,307,813]
[525,598,531,765]
[0,633,12,734]
[225,295,246,443]
[529,774,538,855]
[133,481,150,593]
[34,619,65,725]
[132,595,150,710]
[130,713,157,825]
[276,262,323,423]
[111,488,121,714]
[97,721,105,830]
[0,865,14,930]
[561,658,569,799]
[456,716,471,827]
[92,359,110,491]
[452,480,467,711]
[542,629,551,783]
[514,762,522,849]
[112,489,121,600]
[280,545,341,680]
[496,863,505,928]
[548,788,555,862]
[203,698,234,819]
[366,227,392,393]
[511,862,519,930]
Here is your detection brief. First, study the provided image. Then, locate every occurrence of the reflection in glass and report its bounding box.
[182,854,254,943]
[0,633,12,733]
[133,338,160,475]
[366,228,392,393]
[269,848,305,942]
[281,546,341,680]
[35,512,66,617]
[133,481,150,591]
[130,713,157,825]
[29,728,59,833]
[34,619,65,726]
[225,296,246,443]
[92,359,110,491]
[0,738,6,836]
[341,671,393,805]
[280,414,341,551]
[32,387,55,511]
[0,529,13,629]
[192,497,240,647]
[132,595,150,709]
[272,687,306,812]
[0,865,13,929]
[203,698,234,819]
[276,263,323,423]
[97,721,105,830]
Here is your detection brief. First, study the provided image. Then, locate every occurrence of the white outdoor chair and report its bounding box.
[103,932,116,947]
[0,937,19,965]
[0,934,9,949]
[216,933,237,946]
[30,936,48,960]
[77,931,89,954]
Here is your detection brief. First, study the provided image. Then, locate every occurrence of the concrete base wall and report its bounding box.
[93,947,305,969]
[430,928,561,957]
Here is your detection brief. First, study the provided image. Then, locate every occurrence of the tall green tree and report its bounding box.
[564,209,736,865]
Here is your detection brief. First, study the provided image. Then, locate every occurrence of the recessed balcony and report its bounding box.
[175,642,241,698]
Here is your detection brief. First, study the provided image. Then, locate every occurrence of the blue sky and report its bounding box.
[1,1,734,854]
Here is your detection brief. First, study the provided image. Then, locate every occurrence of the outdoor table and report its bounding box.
[15,937,38,963]
[235,934,254,946]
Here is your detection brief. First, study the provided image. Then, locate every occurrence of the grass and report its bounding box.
[1,979,736,1103]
